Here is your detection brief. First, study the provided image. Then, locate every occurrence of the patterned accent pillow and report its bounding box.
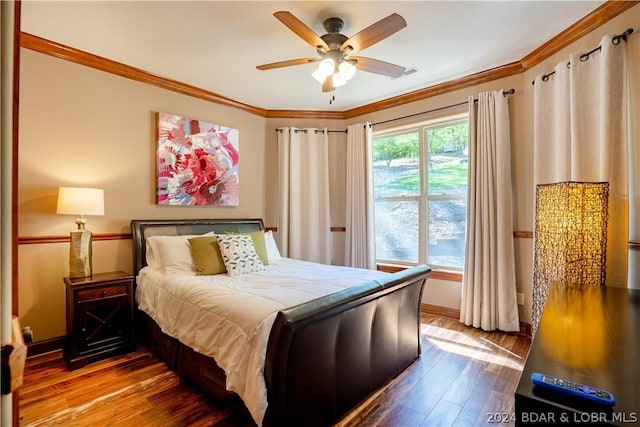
[216,234,265,276]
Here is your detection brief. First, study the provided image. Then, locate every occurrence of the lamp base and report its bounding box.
[69,229,93,279]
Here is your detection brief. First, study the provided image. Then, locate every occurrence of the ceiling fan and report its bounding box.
[256,11,408,94]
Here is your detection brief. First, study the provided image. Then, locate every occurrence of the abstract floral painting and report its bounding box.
[156,112,239,206]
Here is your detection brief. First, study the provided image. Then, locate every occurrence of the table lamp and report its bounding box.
[56,187,104,278]
[532,181,609,331]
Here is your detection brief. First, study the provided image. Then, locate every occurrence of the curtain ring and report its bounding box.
[579,53,590,62]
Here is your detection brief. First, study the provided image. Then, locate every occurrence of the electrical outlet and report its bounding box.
[517,292,524,305]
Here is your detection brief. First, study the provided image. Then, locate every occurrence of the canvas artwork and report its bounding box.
[157,112,239,206]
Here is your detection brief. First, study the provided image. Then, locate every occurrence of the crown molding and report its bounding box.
[344,61,523,119]
[20,32,269,117]
[265,109,345,120]
[19,1,636,120]
[521,1,639,70]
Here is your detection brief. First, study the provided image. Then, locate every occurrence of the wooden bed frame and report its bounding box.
[131,218,431,426]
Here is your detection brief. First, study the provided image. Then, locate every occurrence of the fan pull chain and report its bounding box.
[329,92,336,104]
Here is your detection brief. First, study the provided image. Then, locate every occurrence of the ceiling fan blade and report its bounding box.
[351,56,406,77]
[274,11,329,51]
[256,58,318,70]
[340,13,407,54]
[322,77,335,93]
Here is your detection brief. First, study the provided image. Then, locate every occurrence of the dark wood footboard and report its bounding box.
[264,264,431,426]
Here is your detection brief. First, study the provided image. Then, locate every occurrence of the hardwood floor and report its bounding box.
[19,314,530,426]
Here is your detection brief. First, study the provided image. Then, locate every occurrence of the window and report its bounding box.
[373,115,468,269]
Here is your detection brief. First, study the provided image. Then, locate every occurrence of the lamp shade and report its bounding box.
[318,58,335,76]
[331,72,347,88]
[311,68,327,84]
[532,181,609,331]
[56,187,104,216]
[339,60,357,80]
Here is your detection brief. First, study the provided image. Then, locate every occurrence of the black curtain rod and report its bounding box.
[370,88,515,127]
[275,88,515,132]
[275,128,346,133]
[532,28,634,85]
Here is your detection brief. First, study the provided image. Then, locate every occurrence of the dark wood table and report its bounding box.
[515,282,640,425]
[64,271,135,369]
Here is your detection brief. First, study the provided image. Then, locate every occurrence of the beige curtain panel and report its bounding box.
[460,90,520,332]
[345,122,376,269]
[277,128,331,264]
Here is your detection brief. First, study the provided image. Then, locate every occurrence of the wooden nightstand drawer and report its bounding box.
[64,271,135,369]
[77,284,127,302]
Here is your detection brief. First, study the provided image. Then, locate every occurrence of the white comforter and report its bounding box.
[135,257,387,426]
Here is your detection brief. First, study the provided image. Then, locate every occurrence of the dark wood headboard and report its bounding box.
[130,218,264,276]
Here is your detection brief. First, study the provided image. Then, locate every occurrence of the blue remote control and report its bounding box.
[531,373,616,407]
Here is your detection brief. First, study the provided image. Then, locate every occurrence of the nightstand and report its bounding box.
[64,271,135,369]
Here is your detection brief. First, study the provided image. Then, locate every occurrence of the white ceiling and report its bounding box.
[21,1,604,111]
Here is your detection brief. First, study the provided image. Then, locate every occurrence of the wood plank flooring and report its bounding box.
[19,314,530,426]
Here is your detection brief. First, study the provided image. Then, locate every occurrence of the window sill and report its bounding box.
[377,263,462,282]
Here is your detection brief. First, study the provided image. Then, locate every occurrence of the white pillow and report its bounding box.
[264,230,281,262]
[145,238,162,269]
[216,234,264,276]
[146,232,213,273]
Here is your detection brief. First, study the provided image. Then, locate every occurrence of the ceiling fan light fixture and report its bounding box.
[259,11,407,103]
[332,72,347,88]
[318,58,335,76]
[339,60,357,80]
[311,68,327,84]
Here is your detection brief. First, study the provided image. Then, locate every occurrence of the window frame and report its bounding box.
[372,113,469,271]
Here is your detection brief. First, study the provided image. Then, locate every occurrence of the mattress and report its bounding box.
[135,257,387,425]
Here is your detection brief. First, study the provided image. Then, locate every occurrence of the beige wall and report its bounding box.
[17,4,639,341]
[18,49,268,340]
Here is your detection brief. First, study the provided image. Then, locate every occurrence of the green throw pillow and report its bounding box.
[226,230,269,265]
[188,235,226,275]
